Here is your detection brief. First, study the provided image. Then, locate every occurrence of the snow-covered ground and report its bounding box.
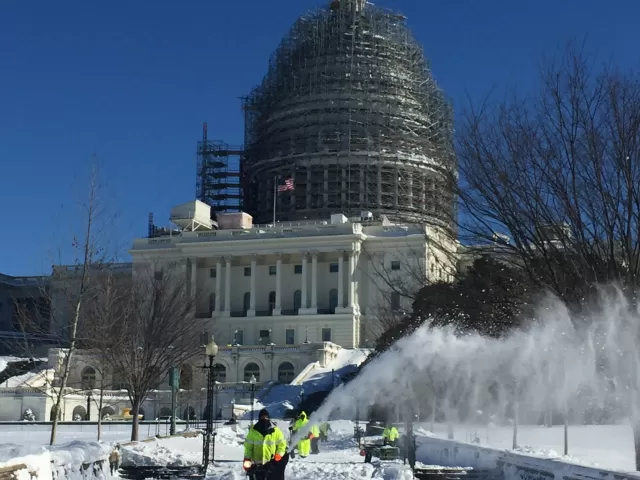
[0,423,135,446]
[0,419,637,477]
[119,420,414,479]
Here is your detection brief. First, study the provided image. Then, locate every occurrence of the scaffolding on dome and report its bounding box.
[241,0,456,230]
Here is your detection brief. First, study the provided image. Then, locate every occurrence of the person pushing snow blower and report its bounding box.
[243,408,289,480]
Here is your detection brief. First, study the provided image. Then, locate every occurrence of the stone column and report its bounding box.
[274,254,282,315]
[214,259,222,313]
[347,250,356,308]
[301,252,308,309]
[337,252,344,308]
[224,256,232,313]
[190,258,197,301]
[248,255,257,317]
[311,252,318,310]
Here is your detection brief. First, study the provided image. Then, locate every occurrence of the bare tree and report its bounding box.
[456,43,640,302]
[81,271,131,440]
[101,261,202,441]
[456,43,640,468]
[11,162,115,444]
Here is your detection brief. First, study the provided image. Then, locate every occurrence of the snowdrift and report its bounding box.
[0,441,113,480]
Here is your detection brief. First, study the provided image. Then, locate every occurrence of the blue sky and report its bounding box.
[1,0,638,276]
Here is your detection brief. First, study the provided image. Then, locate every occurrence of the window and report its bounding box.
[268,291,276,313]
[259,329,271,345]
[293,290,302,313]
[329,263,339,273]
[329,288,338,313]
[81,367,96,390]
[391,292,401,311]
[154,271,163,280]
[278,362,296,383]
[179,365,192,390]
[391,260,401,271]
[234,329,244,345]
[209,293,216,314]
[322,328,332,342]
[244,267,251,277]
[286,329,295,345]
[269,266,277,276]
[210,268,216,278]
[294,265,302,274]
[212,364,226,383]
[244,363,260,382]
[243,292,251,314]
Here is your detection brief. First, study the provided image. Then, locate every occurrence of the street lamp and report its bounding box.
[201,337,219,471]
[249,374,257,425]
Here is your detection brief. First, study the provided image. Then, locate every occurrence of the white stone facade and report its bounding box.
[131,206,456,350]
[0,343,343,421]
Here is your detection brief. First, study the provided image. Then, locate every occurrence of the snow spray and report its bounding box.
[292,287,640,445]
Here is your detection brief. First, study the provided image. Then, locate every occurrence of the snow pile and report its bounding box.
[120,437,201,467]
[0,441,113,480]
[215,426,249,446]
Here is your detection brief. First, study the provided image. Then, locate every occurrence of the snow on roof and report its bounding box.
[0,364,53,388]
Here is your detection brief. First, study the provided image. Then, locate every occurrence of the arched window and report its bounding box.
[209,293,216,314]
[329,289,338,313]
[243,292,251,314]
[213,363,226,383]
[81,367,96,390]
[72,405,87,421]
[244,362,260,382]
[268,291,276,314]
[159,407,172,418]
[100,406,116,420]
[293,290,302,313]
[278,362,295,384]
[179,364,192,390]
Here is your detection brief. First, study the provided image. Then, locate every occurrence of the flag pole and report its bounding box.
[272,176,277,226]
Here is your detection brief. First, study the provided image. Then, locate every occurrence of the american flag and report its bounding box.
[277,177,294,192]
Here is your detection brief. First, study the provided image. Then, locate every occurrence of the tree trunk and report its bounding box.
[512,401,519,450]
[430,399,436,433]
[97,390,104,441]
[49,402,61,445]
[634,422,640,471]
[131,401,141,441]
[563,414,569,456]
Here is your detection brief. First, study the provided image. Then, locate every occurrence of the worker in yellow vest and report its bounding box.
[243,408,288,479]
[309,423,320,454]
[382,422,399,446]
[292,411,311,457]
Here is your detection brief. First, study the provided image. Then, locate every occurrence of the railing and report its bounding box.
[217,309,337,318]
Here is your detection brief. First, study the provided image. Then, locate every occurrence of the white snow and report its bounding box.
[422,422,636,471]
[0,441,113,480]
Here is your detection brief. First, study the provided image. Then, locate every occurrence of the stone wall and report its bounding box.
[416,436,640,480]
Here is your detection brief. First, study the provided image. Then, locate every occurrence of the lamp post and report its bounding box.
[86,389,92,421]
[201,337,219,471]
[249,374,257,425]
